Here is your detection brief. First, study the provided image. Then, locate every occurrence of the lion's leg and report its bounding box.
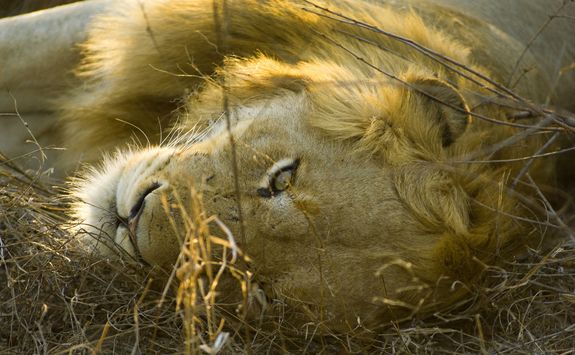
[0,0,112,174]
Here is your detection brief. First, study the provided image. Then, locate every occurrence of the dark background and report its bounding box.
[0,0,81,18]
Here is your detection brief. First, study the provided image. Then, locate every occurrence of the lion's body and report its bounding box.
[408,0,575,107]
[2,0,574,331]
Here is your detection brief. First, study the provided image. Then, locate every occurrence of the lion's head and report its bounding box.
[71,50,555,329]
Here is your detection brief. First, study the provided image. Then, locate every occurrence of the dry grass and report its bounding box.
[1,150,574,354]
[0,157,183,353]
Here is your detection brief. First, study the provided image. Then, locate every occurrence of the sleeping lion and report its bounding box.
[1,0,574,331]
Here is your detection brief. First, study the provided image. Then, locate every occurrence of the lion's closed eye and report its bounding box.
[257,158,300,198]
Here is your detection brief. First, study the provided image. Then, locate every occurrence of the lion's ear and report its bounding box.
[410,77,471,147]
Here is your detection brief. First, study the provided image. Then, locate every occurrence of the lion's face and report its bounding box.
[77,96,430,324]
[72,58,526,328]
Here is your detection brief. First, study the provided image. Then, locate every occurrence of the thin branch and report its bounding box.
[8,92,47,162]
[508,2,571,87]
[511,132,559,189]
[452,145,575,164]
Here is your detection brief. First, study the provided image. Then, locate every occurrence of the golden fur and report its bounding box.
[13,0,575,331]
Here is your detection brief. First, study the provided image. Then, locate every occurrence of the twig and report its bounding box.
[508,2,571,86]
[511,132,560,189]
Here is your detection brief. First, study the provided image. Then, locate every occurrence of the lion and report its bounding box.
[1,0,574,332]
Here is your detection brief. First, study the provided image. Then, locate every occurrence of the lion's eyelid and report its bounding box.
[128,182,162,220]
[258,158,300,197]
